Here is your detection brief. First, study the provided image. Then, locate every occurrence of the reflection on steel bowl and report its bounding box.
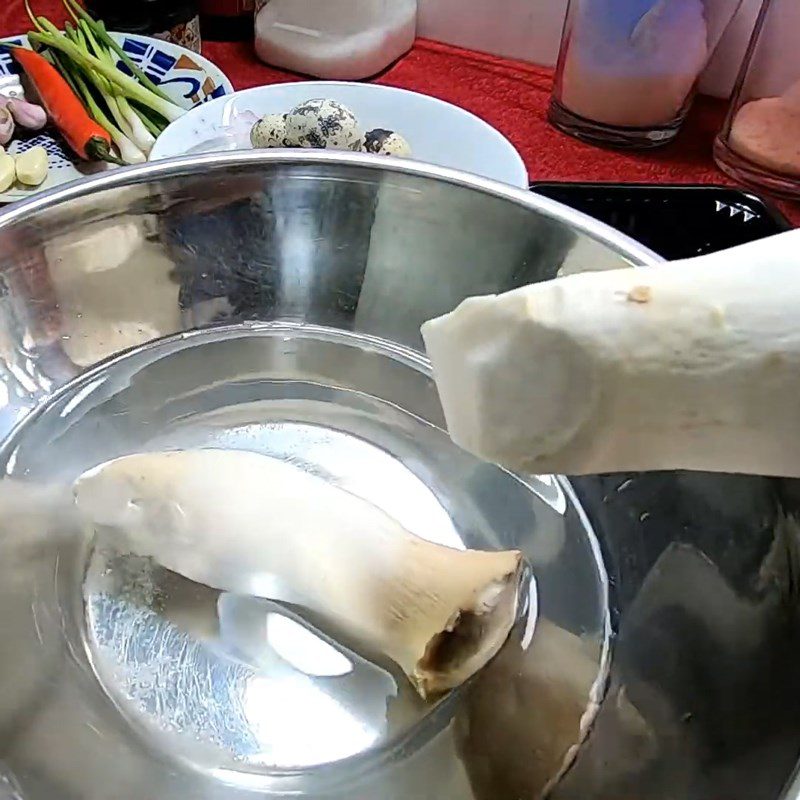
[0,151,796,800]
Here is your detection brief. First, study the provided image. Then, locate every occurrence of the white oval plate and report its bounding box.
[0,32,234,202]
[151,81,529,188]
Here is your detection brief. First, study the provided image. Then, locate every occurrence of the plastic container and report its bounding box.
[254,0,417,80]
[714,0,800,198]
[548,0,742,149]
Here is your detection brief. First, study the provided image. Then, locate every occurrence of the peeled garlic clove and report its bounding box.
[15,146,48,186]
[0,108,14,145]
[0,153,15,192]
[73,448,526,699]
[7,99,47,130]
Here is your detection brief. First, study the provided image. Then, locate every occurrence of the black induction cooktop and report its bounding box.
[531,182,791,260]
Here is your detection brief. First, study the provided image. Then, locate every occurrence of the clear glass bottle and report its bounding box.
[548,0,742,149]
[714,0,800,198]
[254,0,417,81]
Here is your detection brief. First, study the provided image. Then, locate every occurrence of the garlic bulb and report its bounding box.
[6,99,47,131]
[73,448,525,698]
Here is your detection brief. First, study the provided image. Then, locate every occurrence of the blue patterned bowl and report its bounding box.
[0,32,234,201]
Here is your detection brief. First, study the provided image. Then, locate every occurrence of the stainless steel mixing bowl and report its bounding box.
[0,150,797,800]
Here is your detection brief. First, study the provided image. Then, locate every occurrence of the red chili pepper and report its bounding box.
[11,46,114,162]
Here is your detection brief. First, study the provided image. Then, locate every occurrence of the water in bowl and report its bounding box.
[0,323,610,800]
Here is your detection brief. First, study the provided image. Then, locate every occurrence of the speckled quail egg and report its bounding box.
[362,128,412,158]
[284,98,363,151]
[250,113,287,148]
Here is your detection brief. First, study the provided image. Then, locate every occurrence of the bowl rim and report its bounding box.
[149,80,527,184]
[0,148,663,269]
[2,30,235,96]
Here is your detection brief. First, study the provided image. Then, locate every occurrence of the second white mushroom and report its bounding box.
[73,447,526,699]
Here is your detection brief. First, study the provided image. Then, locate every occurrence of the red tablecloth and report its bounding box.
[3,1,797,225]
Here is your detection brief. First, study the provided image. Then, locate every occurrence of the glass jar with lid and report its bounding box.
[548,0,743,149]
[714,0,800,198]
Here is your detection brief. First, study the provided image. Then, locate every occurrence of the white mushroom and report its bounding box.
[73,448,525,699]
[422,229,800,478]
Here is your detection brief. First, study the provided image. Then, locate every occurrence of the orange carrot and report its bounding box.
[11,46,114,161]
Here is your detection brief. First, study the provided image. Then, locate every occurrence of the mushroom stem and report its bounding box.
[422,229,800,478]
[72,448,525,698]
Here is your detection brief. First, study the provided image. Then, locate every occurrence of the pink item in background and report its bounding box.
[715,0,800,197]
[728,78,800,178]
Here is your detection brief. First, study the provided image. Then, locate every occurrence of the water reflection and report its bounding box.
[85,553,426,772]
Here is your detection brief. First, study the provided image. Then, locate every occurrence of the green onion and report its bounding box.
[134,106,162,137]
[62,0,80,26]
[69,69,143,165]
[49,50,80,97]
[28,29,185,123]
[22,1,186,164]
[52,20,137,144]
[129,99,170,130]
[62,0,173,104]
[76,19,156,153]
[117,95,156,153]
